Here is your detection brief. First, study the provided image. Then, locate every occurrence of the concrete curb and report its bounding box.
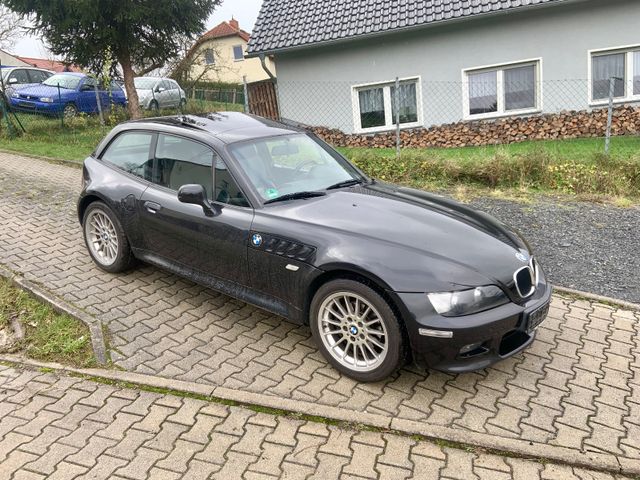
[0,266,108,365]
[0,354,637,477]
[555,285,640,312]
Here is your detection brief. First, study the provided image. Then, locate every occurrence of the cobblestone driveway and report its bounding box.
[0,365,634,480]
[0,152,638,467]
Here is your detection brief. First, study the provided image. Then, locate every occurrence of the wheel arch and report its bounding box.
[305,264,404,327]
[77,193,109,224]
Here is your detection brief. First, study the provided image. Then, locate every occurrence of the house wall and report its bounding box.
[0,50,28,67]
[274,0,640,133]
[190,36,276,85]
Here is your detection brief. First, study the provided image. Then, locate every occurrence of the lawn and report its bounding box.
[0,277,95,367]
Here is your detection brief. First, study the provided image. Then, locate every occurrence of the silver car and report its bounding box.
[134,77,187,111]
[1,66,53,101]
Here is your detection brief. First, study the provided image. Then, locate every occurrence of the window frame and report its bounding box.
[462,58,543,121]
[350,76,423,134]
[204,48,215,65]
[588,45,640,106]
[98,130,157,183]
[232,45,244,62]
[152,132,253,210]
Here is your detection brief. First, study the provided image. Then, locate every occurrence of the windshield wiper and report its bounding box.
[263,191,327,205]
[325,178,365,190]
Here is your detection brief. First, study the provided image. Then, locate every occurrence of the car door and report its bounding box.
[77,77,98,113]
[138,133,253,285]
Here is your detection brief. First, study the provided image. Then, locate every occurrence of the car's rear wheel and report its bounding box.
[310,279,405,382]
[149,100,159,112]
[82,202,135,273]
[179,98,187,110]
[63,103,78,118]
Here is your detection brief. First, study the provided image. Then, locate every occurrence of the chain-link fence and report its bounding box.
[0,71,245,137]
[270,77,639,153]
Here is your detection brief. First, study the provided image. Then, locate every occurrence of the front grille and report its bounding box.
[513,258,537,298]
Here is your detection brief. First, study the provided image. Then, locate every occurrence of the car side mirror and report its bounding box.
[177,184,218,216]
[81,84,94,91]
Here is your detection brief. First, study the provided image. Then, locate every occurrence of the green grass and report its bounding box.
[0,100,245,161]
[338,136,640,200]
[0,278,95,367]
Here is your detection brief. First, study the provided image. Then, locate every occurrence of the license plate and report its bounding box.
[527,303,549,333]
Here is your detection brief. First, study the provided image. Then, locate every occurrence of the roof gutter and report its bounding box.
[246,0,587,58]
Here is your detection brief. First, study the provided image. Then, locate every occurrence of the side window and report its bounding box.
[8,69,29,84]
[155,134,214,198]
[83,77,97,90]
[214,158,250,207]
[161,80,172,90]
[28,70,49,83]
[101,132,154,180]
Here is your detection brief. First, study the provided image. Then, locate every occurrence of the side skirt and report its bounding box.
[133,249,304,324]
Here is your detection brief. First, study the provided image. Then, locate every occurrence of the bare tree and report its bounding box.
[0,5,27,50]
[169,36,235,92]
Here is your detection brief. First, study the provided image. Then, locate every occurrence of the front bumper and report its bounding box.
[9,98,62,115]
[395,273,553,373]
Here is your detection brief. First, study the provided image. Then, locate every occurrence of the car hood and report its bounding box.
[13,84,69,97]
[263,182,532,290]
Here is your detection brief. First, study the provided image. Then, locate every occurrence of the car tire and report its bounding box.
[149,100,159,112]
[310,278,406,382]
[179,98,187,110]
[82,201,136,273]
[63,103,78,118]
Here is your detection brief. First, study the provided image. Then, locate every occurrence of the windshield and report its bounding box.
[134,77,157,89]
[228,134,363,202]
[43,74,81,90]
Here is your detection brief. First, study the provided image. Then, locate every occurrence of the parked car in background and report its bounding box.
[134,77,187,111]
[0,66,53,102]
[9,72,127,117]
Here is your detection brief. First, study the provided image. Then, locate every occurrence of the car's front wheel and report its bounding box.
[82,202,135,273]
[310,279,406,382]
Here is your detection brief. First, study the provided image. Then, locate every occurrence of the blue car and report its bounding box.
[9,72,127,117]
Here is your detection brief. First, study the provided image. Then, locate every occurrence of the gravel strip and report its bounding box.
[465,196,640,304]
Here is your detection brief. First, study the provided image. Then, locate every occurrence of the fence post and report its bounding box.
[395,77,400,160]
[604,76,616,155]
[94,80,105,126]
[58,84,63,128]
[243,76,249,114]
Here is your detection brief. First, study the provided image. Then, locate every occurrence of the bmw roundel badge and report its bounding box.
[251,233,263,247]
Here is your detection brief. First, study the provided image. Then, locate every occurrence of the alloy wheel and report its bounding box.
[317,291,389,372]
[85,210,119,266]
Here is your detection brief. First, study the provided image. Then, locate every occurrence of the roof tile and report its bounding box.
[247,0,564,54]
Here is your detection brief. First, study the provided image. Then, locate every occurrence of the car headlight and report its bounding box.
[428,285,508,317]
[11,91,20,98]
[40,97,54,103]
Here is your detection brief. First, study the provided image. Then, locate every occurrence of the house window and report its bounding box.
[464,60,540,119]
[353,78,421,133]
[233,45,244,61]
[204,49,215,65]
[590,47,640,102]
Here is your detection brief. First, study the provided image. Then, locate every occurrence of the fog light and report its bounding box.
[459,342,488,357]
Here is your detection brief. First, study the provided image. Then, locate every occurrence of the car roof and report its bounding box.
[125,112,304,145]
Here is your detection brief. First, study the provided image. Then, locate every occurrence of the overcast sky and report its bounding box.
[12,0,264,58]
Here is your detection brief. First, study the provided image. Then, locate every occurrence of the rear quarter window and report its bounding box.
[101,132,154,181]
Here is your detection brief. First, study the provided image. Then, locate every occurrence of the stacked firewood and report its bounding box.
[310,106,640,149]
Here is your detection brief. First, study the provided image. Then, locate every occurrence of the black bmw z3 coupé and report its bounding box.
[78,112,552,382]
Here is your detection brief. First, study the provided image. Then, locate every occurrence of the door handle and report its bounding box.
[144,201,162,214]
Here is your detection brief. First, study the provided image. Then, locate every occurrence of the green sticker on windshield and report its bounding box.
[265,188,279,199]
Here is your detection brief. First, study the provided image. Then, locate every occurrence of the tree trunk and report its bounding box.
[119,54,141,119]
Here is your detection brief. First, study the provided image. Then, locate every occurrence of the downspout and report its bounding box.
[259,53,280,120]
[259,53,276,80]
